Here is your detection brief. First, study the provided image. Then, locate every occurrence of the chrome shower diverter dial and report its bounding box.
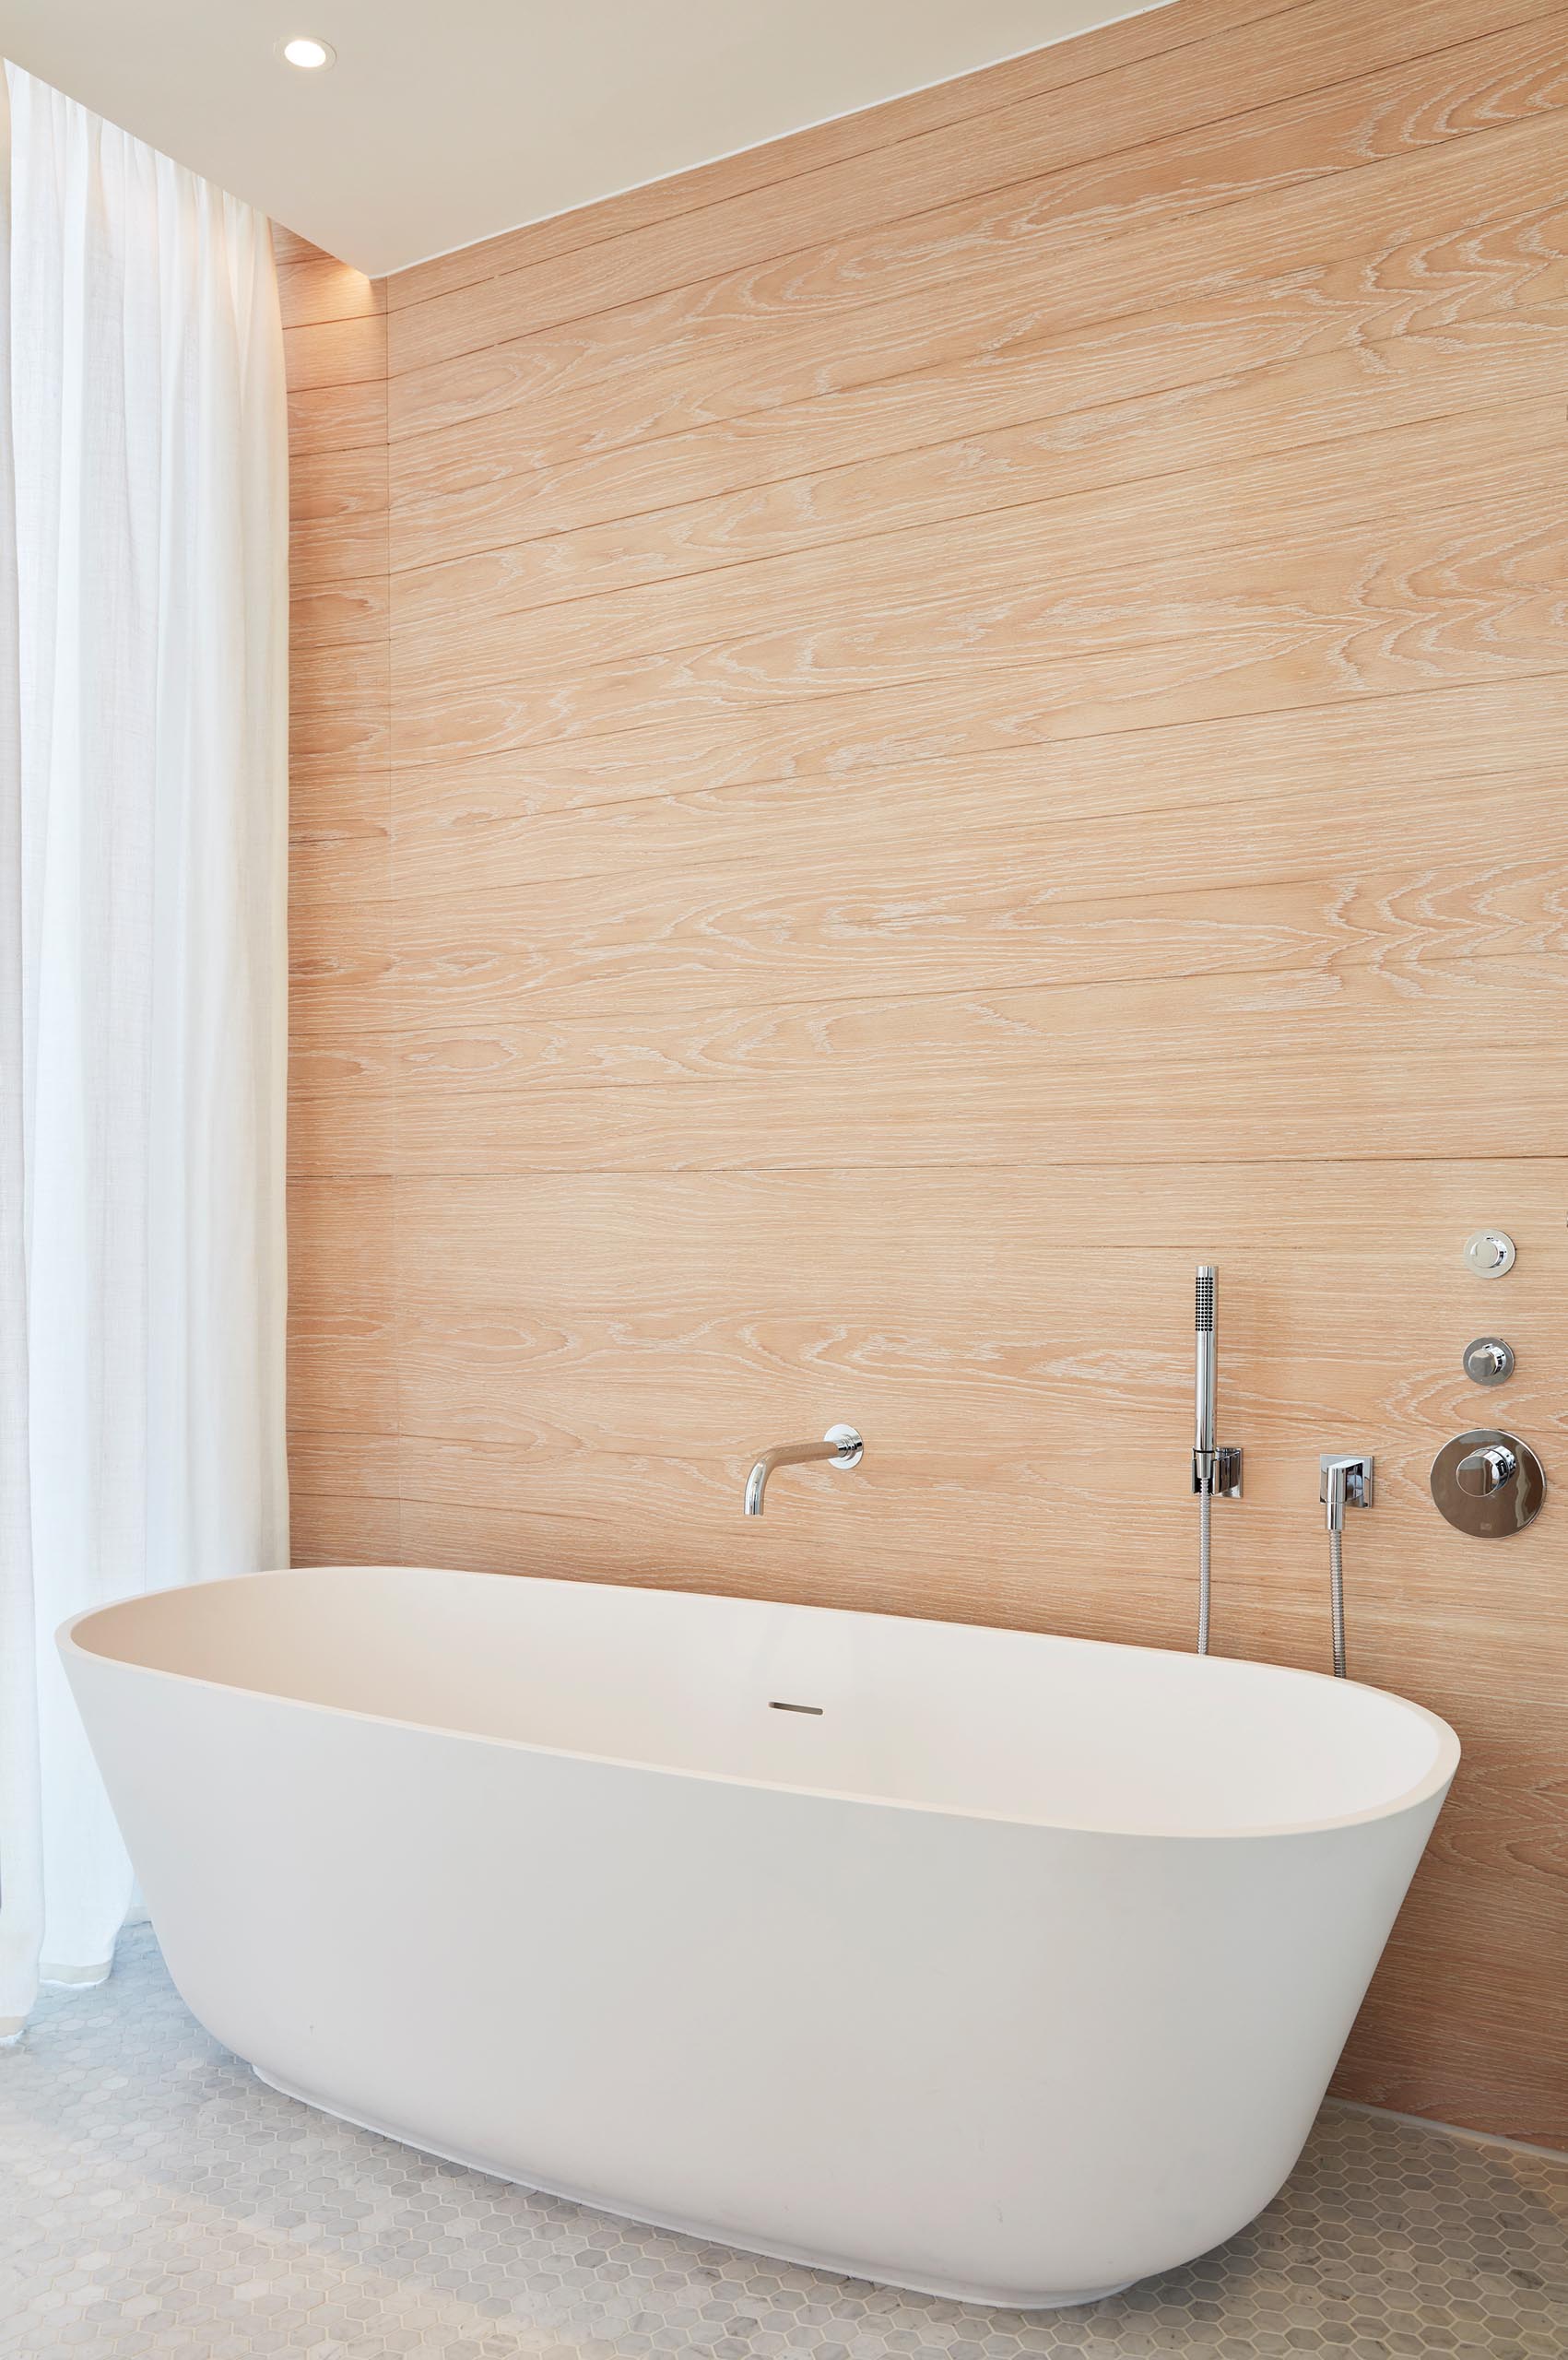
[1456,1442,1516,1498]
[1462,1336,1515,1386]
[1431,1427,1545,1537]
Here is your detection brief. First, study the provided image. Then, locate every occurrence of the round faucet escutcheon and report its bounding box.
[1430,1428,1544,1537]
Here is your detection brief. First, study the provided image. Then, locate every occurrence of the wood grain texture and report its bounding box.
[287,0,1568,2145]
[383,529,1566,767]
[385,111,1568,450]
[383,677,1568,885]
[287,1178,398,1437]
[386,324,1567,608]
[288,377,389,460]
[291,573,392,656]
[284,311,388,398]
[388,405,1567,761]
[290,448,390,587]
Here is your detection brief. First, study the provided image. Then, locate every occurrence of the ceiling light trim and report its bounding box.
[277,35,336,71]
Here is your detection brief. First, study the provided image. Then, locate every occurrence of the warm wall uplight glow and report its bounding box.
[280,36,336,70]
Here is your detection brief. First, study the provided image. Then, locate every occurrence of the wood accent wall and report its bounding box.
[282,0,1568,2148]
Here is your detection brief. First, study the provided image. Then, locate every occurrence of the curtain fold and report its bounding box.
[0,64,289,2033]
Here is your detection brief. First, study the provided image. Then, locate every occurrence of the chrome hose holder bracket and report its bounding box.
[1192,1446,1243,1499]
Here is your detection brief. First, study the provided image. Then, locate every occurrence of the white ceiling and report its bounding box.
[3,1,1162,278]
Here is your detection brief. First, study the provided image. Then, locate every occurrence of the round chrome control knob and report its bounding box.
[1462,1336,1515,1386]
[1431,1428,1545,1536]
[1456,1443,1517,1497]
[1463,1228,1515,1278]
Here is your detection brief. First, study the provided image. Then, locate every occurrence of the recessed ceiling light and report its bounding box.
[278,35,336,70]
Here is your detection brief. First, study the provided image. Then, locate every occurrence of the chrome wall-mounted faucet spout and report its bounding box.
[1191,1267,1242,1655]
[743,1424,863,1516]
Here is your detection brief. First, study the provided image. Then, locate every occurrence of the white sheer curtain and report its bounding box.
[0,65,289,2034]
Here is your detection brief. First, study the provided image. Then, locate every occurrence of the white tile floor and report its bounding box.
[3,1924,1565,2359]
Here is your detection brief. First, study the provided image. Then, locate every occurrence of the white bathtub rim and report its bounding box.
[59,1563,1461,1844]
[248,2059,1138,2311]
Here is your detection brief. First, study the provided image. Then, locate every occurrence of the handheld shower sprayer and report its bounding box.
[1190,1266,1241,1656]
[1194,1267,1216,1469]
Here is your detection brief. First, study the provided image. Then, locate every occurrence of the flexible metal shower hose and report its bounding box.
[1197,1486,1211,1655]
[1329,1525,1346,1679]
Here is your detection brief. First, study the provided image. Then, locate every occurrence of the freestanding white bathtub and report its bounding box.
[62,1565,1457,2308]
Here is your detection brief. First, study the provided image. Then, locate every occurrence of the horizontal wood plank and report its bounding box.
[386,114,1568,449]
[387,315,1568,611]
[392,455,1567,761]
[291,574,393,656]
[393,395,1566,690]
[290,448,389,587]
[288,378,390,460]
[285,311,388,398]
[289,1491,402,1567]
[291,1044,1568,1174]
[384,676,1568,891]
